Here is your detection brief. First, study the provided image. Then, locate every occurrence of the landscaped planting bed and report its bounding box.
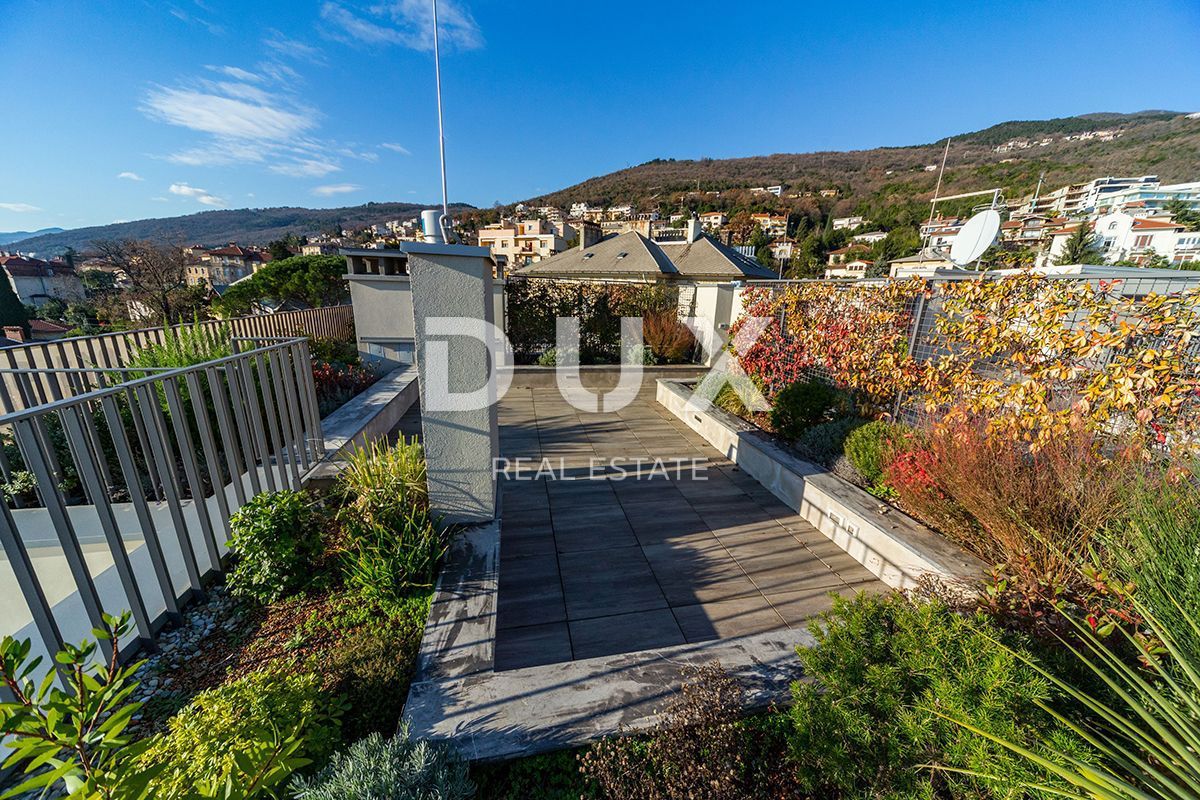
[0,436,472,800]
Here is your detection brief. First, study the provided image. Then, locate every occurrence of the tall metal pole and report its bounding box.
[432,0,448,221]
[919,137,952,266]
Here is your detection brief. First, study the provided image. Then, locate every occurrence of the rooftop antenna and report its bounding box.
[918,137,952,266]
[430,0,454,243]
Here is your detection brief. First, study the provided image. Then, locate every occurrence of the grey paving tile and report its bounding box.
[494,622,573,670]
[569,609,686,660]
[765,586,840,628]
[496,554,566,629]
[672,596,787,643]
[559,547,668,620]
[501,522,557,558]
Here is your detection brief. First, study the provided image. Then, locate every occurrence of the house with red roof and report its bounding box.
[0,255,85,307]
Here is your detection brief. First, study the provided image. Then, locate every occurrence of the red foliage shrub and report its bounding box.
[312,361,379,417]
[886,416,1136,599]
[642,310,696,363]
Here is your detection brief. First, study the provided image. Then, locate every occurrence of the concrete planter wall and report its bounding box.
[656,379,985,590]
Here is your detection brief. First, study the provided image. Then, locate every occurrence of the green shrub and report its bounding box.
[793,417,865,466]
[309,336,360,366]
[713,383,748,417]
[844,419,911,488]
[1108,465,1200,664]
[227,490,323,604]
[768,380,847,440]
[788,592,1087,799]
[536,348,557,366]
[326,592,432,740]
[127,321,231,371]
[291,726,473,800]
[337,438,447,605]
[471,749,594,800]
[139,669,341,800]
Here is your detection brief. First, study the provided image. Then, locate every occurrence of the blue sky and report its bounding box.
[2,0,1199,233]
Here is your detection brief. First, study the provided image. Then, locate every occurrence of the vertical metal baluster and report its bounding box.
[239,355,277,493]
[254,352,287,489]
[185,370,232,544]
[285,344,314,472]
[224,362,262,496]
[0,492,65,673]
[60,405,153,643]
[15,415,111,659]
[206,365,246,507]
[298,338,324,457]
[265,348,301,487]
[133,383,203,594]
[162,377,221,573]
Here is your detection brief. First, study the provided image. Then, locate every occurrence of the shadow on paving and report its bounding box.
[492,383,885,671]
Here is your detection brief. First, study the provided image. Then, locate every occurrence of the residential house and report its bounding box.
[826,243,871,265]
[832,215,867,231]
[819,188,840,197]
[198,244,271,287]
[606,205,635,221]
[699,211,727,231]
[477,218,578,269]
[750,186,783,197]
[888,249,957,278]
[510,218,776,284]
[824,257,875,280]
[768,238,796,261]
[1046,217,1187,265]
[0,255,85,306]
[751,213,788,238]
[852,230,888,245]
[301,243,341,256]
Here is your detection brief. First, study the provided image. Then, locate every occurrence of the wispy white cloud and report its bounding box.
[143,82,315,141]
[0,202,41,213]
[380,142,411,155]
[205,64,260,82]
[312,183,361,197]
[263,30,327,65]
[166,4,224,35]
[270,157,341,177]
[320,0,483,52]
[117,171,144,181]
[169,182,225,206]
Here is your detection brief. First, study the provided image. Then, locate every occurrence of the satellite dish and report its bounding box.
[950,209,1001,267]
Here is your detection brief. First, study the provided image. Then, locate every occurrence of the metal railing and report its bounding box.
[0,305,353,413]
[0,337,322,665]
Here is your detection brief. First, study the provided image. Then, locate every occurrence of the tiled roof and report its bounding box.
[28,319,71,333]
[512,231,776,280]
[1132,218,1184,230]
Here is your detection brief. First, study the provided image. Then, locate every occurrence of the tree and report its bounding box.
[725,212,758,244]
[0,274,29,330]
[978,244,1036,271]
[213,255,348,317]
[1055,223,1103,266]
[267,233,306,261]
[92,239,191,324]
[1164,199,1200,232]
[79,268,117,295]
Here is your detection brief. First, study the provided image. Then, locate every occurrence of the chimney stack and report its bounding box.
[686,213,702,243]
[579,221,602,249]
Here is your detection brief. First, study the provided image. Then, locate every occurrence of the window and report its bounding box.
[1134,235,1153,248]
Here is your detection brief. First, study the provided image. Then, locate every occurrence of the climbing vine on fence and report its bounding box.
[504,278,677,364]
[732,272,1200,452]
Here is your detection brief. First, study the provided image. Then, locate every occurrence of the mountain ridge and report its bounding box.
[521,111,1198,215]
[9,202,474,255]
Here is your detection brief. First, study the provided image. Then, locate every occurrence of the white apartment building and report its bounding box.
[832,215,867,231]
[1047,217,1188,265]
[751,213,788,237]
[699,211,727,230]
[852,230,888,244]
[1020,176,1159,216]
[1098,181,1200,215]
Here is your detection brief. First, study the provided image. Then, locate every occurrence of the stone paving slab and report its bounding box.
[493,387,882,670]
